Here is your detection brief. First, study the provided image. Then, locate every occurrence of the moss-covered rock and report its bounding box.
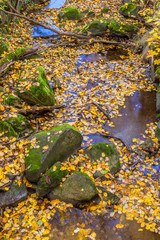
[0,120,17,137]
[0,47,31,76]
[119,3,138,17]
[7,114,33,137]
[109,19,139,37]
[3,94,22,106]
[85,142,120,174]
[97,186,120,205]
[25,124,83,182]
[101,7,110,14]
[82,19,109,35]
[48,172,98,205]
[36,162,68,197]
[58,7,81,21]
[17,66,55,106]
[0,40,8,56]
[0,182,27,208]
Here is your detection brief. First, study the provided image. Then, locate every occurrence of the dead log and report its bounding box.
[18,104,65,116]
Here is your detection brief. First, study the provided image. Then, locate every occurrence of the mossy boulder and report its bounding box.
[58,7,81,21]
[25,124,83,182]
[109,19,139,37]
[0,40,8,56]
[97,186,120,205]
[48,172,98,205]
[0,120,17,137]
[3,94,22,106]
[7,114,33,137]
[0,182,27,208]
[82,19,109,35]
[17,66,55,106]
[36,162,68,197]
[119,3,138,17]
[85,142,120,174]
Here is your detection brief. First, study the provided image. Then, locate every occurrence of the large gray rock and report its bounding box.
[17,65,55,106]
[7,114,33,137]
[82,19,109,35]
[97,186,120,205]
[85,142,120,174]
[58,7,81,21]
[36,162,68,197]
[25,124,83,183]
[48,172,98,205]
[0,182,27,208]
[119,3,138,17]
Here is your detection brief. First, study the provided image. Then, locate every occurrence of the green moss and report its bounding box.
[109,19,139,35]
[85,142,120,174]
[101,7,110,13]
[7,114,33,137]
[3,95,22,106]
[17,66,55,106]
[58,7,81,21]
[25,130,60,181]
[156,67,160,76]
[36,163,68,197]
[82,19,109,34]
[0,120,17,137]
[50,123,81,133]
[74,171,94,183]
[0,40,8,55]
[0,47,29,75]
[25,124,82,182]
[119,3,137,16]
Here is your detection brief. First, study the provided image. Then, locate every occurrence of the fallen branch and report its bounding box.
[0,60,15,77]
[0,45,39,77]
[99,132,131,149]
[1,2,89,40]
[92,101,111,121]
[18,104,65,116]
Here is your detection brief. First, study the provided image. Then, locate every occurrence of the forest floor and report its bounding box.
[0,0,160,239]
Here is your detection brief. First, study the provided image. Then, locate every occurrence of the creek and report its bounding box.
[31,1,159,239]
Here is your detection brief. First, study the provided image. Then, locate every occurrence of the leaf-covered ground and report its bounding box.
[0,0,160,239]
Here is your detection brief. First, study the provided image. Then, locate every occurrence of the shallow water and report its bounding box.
[31,4,158,238]
[32,0,65,37]
[103,90,156,145]
[49,208,160,240]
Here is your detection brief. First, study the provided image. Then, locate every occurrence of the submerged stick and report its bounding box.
[92,101,111,121]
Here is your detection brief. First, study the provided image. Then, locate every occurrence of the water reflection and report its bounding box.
[104,90,156,145]
[46,0,66,9]
[49,208,160,240]
[32,0,65,37]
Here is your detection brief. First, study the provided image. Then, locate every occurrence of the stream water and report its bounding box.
[31,1,159,239]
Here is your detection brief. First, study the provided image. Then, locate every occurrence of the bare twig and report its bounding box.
[1,3,89,39]
[92,101,111,121]
[18,104,65,116]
